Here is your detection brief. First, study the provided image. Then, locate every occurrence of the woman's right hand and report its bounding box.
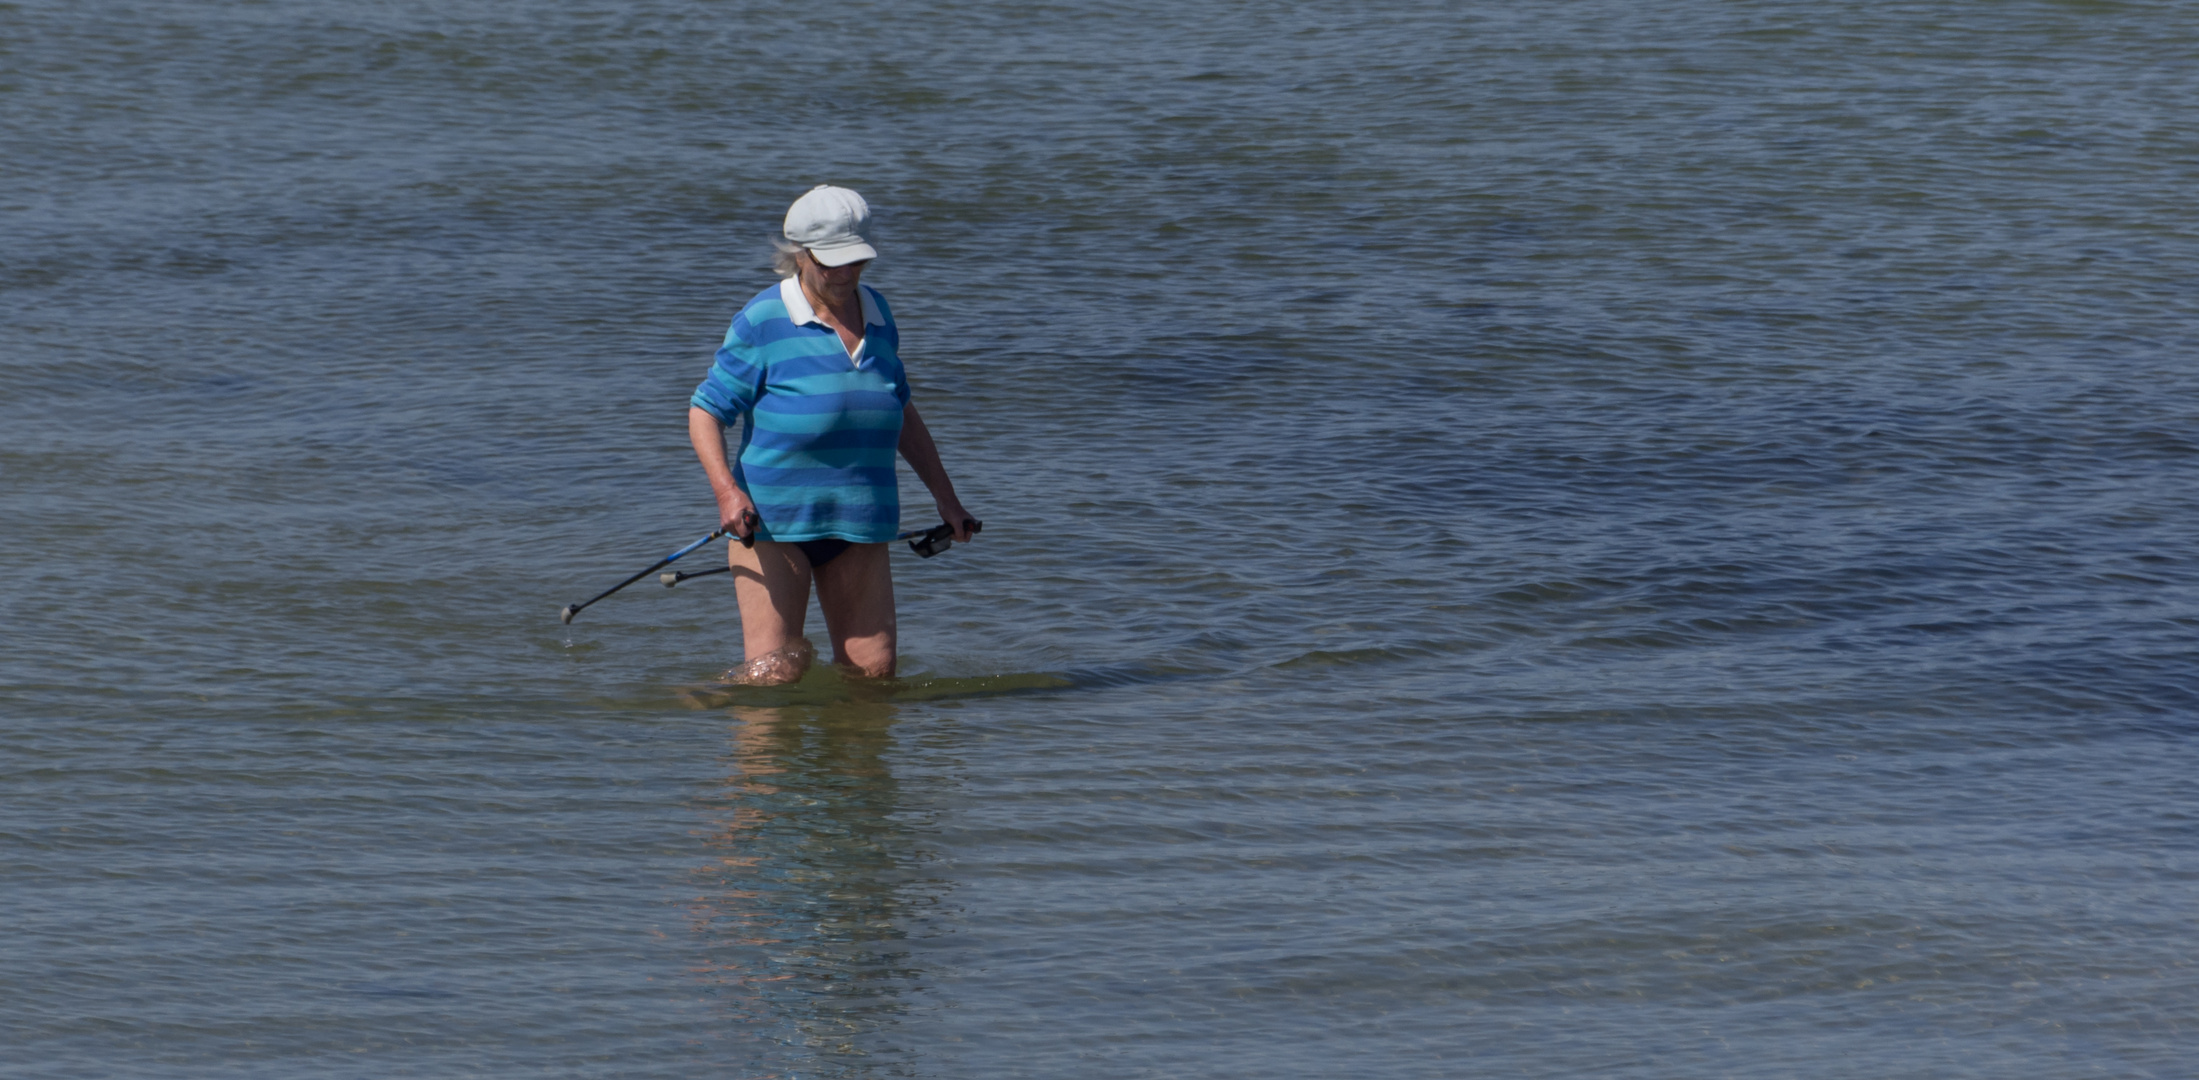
[717,492,760,546]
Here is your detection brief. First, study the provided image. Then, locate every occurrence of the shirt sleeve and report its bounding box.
[688,316,765,422]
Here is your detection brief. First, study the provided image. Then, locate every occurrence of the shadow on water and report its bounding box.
[682,699,938,1077]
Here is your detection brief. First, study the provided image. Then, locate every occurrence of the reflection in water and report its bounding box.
[687,701,937,1076]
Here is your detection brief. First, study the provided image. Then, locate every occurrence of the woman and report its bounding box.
[688,185,977,684]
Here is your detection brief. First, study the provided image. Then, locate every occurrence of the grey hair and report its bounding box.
[770,237,807,278]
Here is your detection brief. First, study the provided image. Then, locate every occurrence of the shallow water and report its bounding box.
[6,0,2199,1076]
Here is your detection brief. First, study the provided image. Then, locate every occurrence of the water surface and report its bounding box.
[5,1,2197,1076]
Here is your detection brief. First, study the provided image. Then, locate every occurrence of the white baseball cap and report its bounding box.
[783,185,877,266]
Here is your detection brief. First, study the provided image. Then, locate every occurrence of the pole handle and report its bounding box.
[899,519,982,558]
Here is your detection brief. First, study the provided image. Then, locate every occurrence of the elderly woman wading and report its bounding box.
[688,185,978,684]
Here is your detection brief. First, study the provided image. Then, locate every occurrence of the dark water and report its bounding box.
[6,1,2198,1076]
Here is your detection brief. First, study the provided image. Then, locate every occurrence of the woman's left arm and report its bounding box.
[899,403,977,541]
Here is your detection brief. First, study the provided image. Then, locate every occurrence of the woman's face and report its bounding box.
[801,251,867,301]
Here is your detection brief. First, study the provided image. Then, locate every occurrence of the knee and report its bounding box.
[844,655,896,680]
[730,638,815,685]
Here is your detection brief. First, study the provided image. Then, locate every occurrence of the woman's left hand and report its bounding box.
[937,498,979,542]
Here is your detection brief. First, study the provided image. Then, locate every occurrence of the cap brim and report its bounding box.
[807,240,877,267]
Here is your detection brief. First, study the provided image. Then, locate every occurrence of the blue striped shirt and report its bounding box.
[690,279,911,543]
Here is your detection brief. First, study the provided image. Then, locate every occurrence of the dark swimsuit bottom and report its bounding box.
[794,538,852,569]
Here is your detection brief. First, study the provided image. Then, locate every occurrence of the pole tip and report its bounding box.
[560,606,576,624]
[660,572,679,587]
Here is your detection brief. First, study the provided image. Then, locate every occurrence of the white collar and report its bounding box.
[779,277,881,329]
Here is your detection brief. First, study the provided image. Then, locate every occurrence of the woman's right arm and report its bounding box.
[689,406,758,540]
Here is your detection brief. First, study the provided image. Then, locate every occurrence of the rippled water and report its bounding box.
[7,1,2198,1076]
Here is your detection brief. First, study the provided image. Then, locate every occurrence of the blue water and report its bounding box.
[5,1,2197,1075]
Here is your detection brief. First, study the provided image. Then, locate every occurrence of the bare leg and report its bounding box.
[728,540,815,684]
[813,542,897,678]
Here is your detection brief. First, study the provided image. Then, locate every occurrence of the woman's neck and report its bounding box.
[801,279,860,326]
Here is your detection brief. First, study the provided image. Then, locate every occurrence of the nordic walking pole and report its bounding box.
[561,514,754,623]
[660,566,732,587]
[656,519,984,589]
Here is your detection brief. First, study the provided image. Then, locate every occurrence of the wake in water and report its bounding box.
[722,637,816,686]
[671,644,1249,711]
[684,665,1074,709]
[677,627,1504,711]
